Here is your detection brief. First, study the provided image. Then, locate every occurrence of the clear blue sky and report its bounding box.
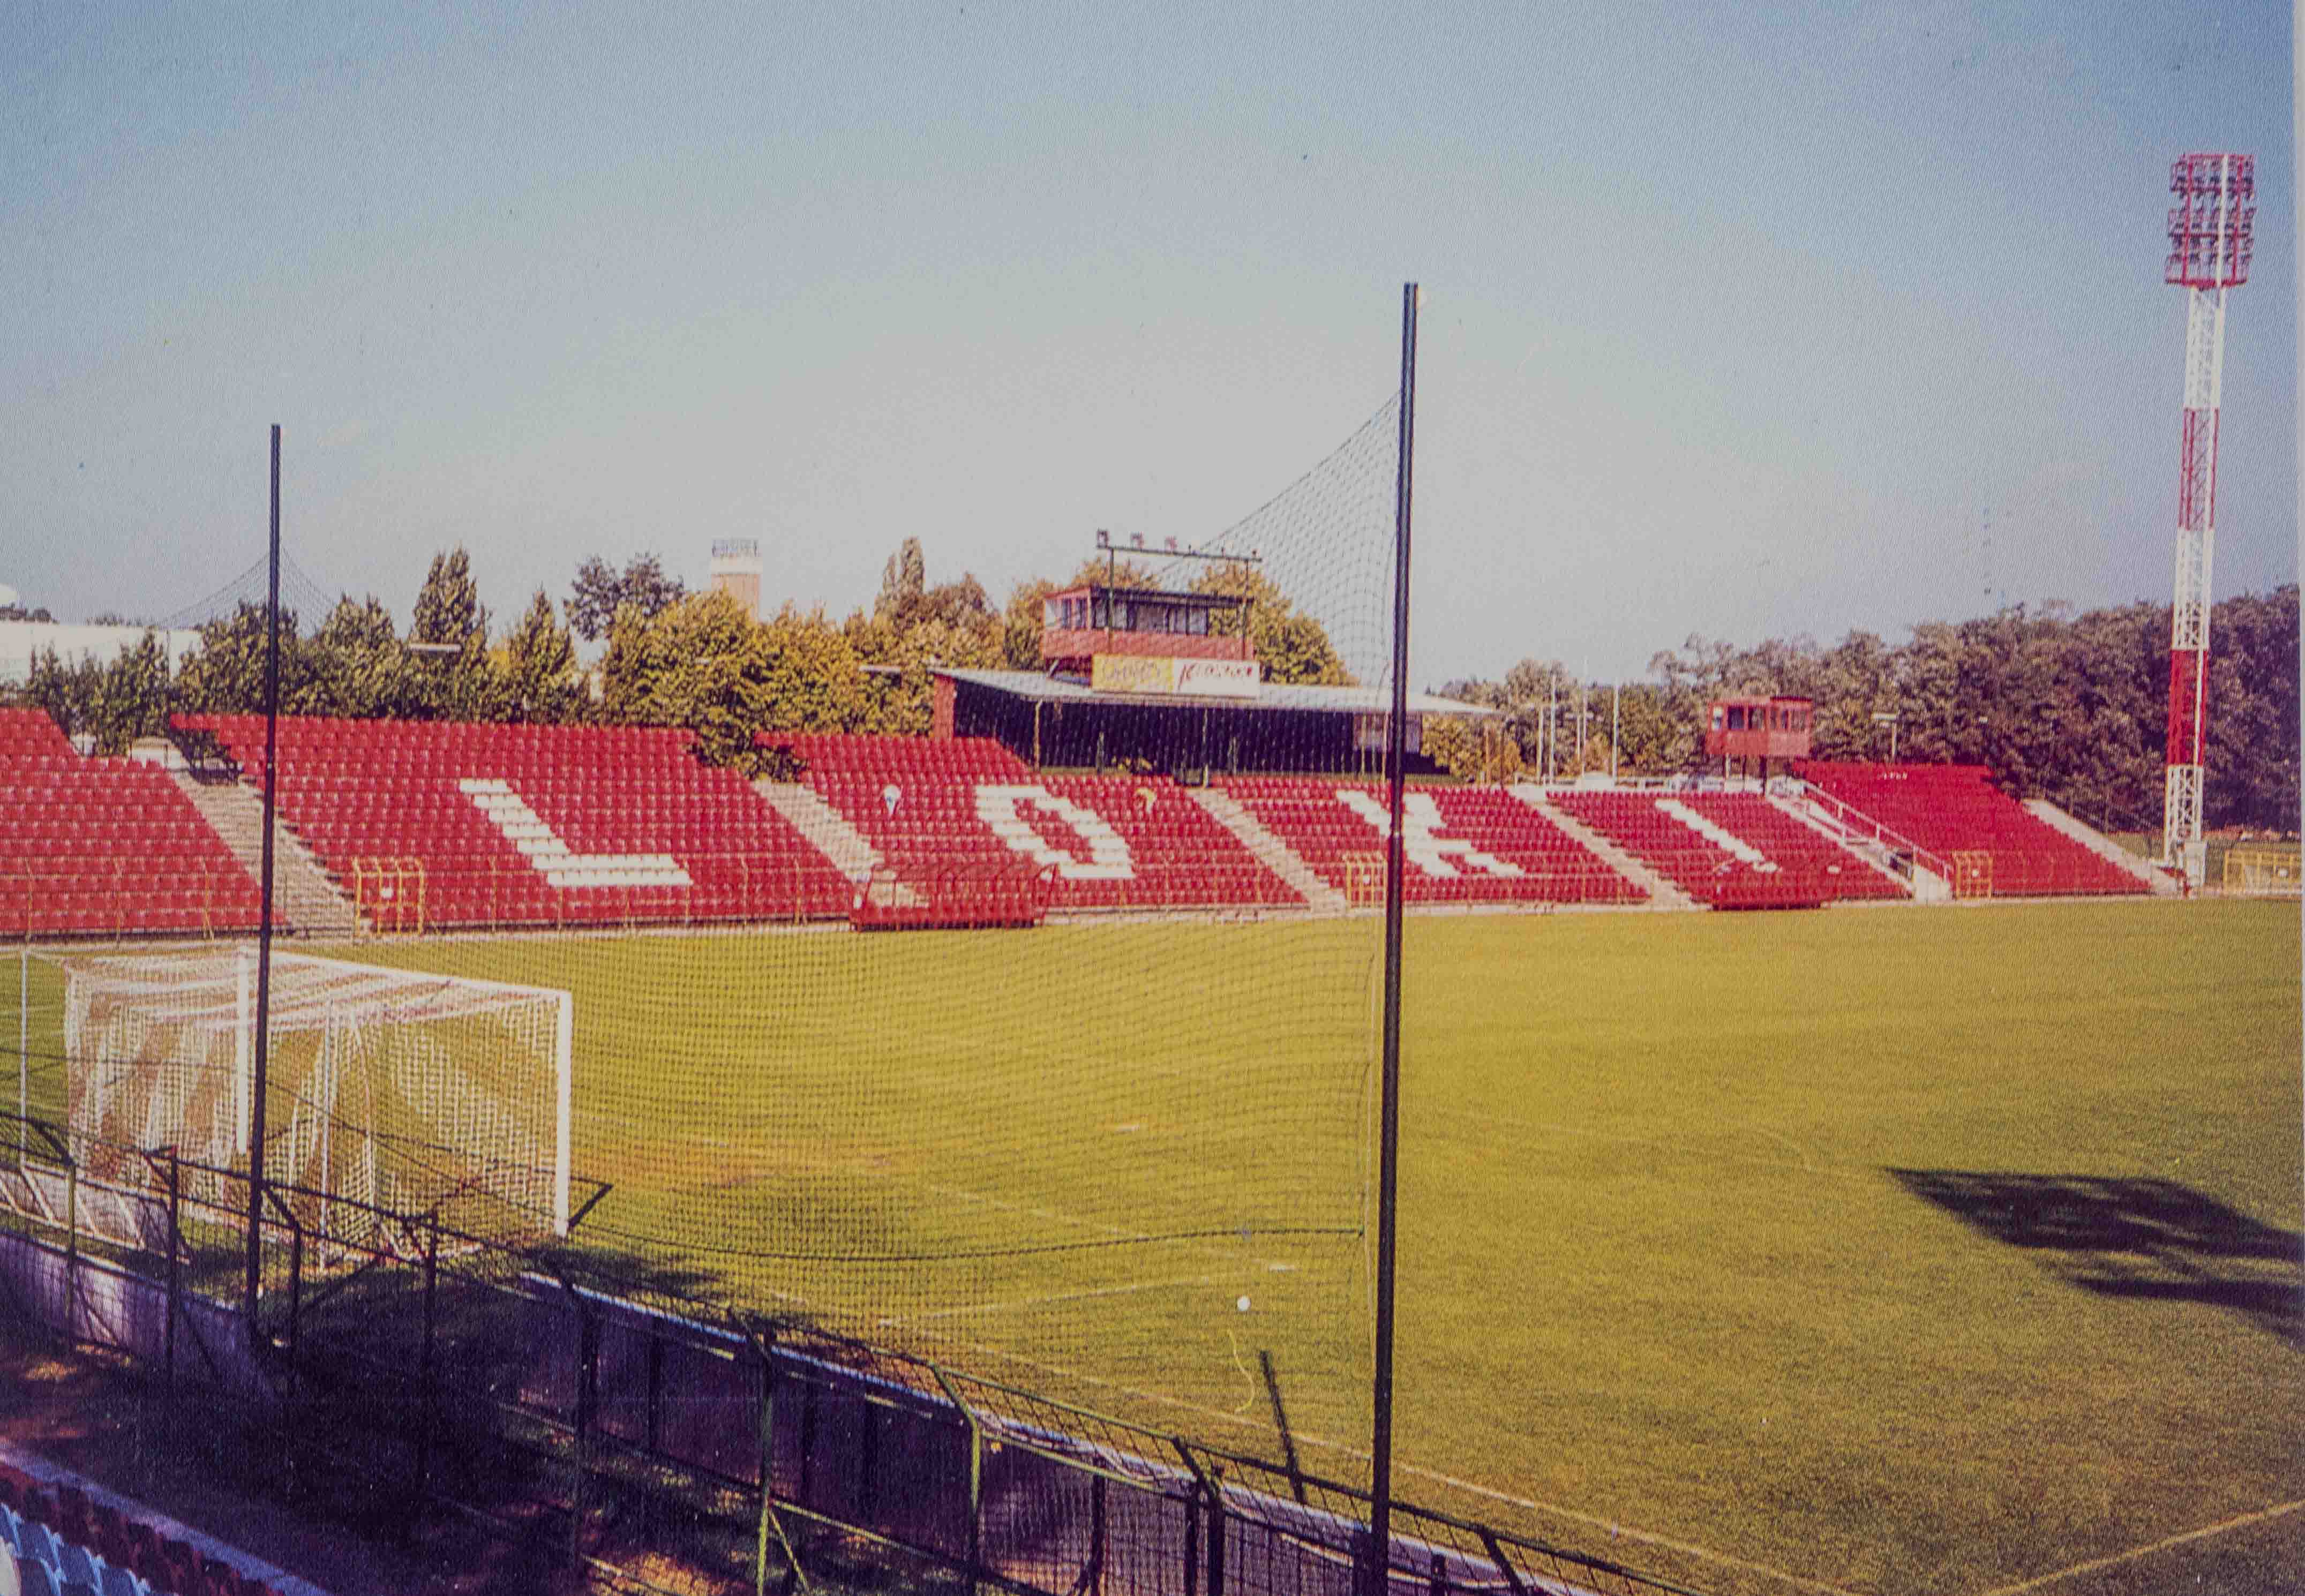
[3,2,2293,684]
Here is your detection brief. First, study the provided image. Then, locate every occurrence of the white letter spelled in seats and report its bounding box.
[1334,788,1522,878]
[972,784,1135,880]
[460,779,692,888]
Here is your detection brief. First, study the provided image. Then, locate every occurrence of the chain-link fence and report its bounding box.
[0,1111,1698,1596]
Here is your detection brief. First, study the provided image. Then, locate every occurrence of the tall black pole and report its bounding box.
[1368,282,1417,1596]
[245,424,282,1336]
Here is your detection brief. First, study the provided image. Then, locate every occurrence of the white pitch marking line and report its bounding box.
[928,1336,1858,1596]
[1393,1462,1866,1596]
[1435,1103,1866,1183]
[1973,1496,2305,1596]
[879,1272,1228,1326]
[922,1180,1307,1272]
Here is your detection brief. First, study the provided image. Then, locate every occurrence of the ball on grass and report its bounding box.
[1235,1295,1251,1313]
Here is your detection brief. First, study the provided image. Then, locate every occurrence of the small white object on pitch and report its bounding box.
[1236,1295,1251,1312]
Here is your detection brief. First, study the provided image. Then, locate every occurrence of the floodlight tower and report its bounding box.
[2159,153,2254,890]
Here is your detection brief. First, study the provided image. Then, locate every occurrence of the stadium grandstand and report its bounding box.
[175,713,854,929]
[1795,761,2167,899]
[0,702,2172,946]
[0,709,267,938]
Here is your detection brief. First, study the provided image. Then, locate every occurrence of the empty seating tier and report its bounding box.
[178,715,853,928]
[0,1462,292,1596]
[1221,779,1644,906]
[779,735,1301,913]
[771,733,1035,783]
[1553,789,1905,908]
[0,709,265,937]
[1795,763,2150,898]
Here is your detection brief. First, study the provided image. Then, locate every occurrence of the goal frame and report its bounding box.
[1950,850,1995,900]
[1341,851,1388,909]
[2223,842,2301,899]
[51,947,575,1237]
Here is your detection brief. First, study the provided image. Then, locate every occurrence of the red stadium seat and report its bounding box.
[1794,763,2150,899]
[175,714,854,930]
[782,736,1303,914]
[0,711,265,937]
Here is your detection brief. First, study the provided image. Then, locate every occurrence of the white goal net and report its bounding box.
[51,948,572,1241]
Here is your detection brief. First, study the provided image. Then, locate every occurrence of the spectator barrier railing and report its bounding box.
[0,1112,1705,1596]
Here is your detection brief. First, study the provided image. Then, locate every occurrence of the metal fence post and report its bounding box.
[928,1364,985,1596]
[1175,1443,1228,1596]
[570,1301,599,1565]
[163,1151,181,1399]
[64,1154,78,1337]
[286,1220,303,1381]
[1183,1482,1200,1596]
[1210,1471,1227,1596]
[738,1320,810,1596]
[1084,1474,1106,1596]
[415,1216,440,1503]
[755,1323,778,1596]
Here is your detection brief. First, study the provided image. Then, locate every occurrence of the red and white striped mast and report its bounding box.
[2159,153,2254,890]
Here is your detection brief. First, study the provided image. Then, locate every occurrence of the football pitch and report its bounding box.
[29,898,2298,1595]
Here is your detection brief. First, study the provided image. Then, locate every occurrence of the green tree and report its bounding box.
[1611,681,1688,775]
[23,648,99,748]
[305,596,412,720]
[846,541,1005,731]
[91,632,173,754]
[409,548,506,720]
[174,602,312,716]
[568,552,687,641]
[875,538,929,621]
[1002,577,1062,669]
[25,632,175,755]
[502,588,585,722]
[2204,585,2300,832]
[600,592,870,769]
[1191,561,1351,686]
[1422,712,1526,782]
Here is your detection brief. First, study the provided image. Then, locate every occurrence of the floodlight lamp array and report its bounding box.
[2165,153,2255,289]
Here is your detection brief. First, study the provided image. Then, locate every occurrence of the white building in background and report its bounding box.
[709,538,763,621]
[0,620,204,687]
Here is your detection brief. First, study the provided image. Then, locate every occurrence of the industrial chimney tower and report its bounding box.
[2159,153,2254,890]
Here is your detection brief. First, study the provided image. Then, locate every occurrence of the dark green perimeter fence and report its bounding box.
[0,1111,1702,1596]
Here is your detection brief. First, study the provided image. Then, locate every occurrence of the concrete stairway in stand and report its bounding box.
[1508,786,1690,909]
[754,781,924,908]
[1767,792,1920,897]
[1188,786,1346,913]
[1774,789,1954,902]
[171,773,364,935]
[2023,799,2181,895]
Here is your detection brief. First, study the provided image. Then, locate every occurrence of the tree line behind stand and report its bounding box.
[5,542,2294,834]
[1426,586,2298,835]
[3,540,1350,775]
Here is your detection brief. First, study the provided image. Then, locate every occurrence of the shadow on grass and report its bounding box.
[1887,1169,2302,1345]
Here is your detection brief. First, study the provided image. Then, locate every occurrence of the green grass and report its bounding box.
[9,900,2299,1595]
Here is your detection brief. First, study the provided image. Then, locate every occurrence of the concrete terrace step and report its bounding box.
[1770,792,1954,902]
[1187,786,1342,913]
[170,773,364,935]
[754,781,925,907]
[1507,786,1686,909]
[2023,799,2181,896]
[1767,792,1919,897]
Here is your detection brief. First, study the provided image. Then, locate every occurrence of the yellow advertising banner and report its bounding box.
[1091,654,1175,694]
[1090,656,1262,698]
